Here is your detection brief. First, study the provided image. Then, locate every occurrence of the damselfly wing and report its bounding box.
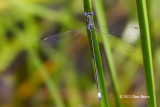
[41,26,140,55]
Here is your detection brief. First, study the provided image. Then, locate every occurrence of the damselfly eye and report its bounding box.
[84,12,87,16]
[90,12,94,15]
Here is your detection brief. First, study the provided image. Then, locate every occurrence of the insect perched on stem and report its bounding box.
[84,11,101,100]
[42,11,140,100]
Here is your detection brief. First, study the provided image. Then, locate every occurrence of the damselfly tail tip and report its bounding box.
[98,92,101,100]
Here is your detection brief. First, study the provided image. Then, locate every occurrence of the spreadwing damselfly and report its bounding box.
[41,12,140,100]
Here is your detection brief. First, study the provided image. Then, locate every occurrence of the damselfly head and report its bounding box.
[84,12,94,16]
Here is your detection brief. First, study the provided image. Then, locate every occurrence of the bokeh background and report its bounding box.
[0,0,160,107]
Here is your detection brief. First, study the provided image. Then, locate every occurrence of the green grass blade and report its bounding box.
[83,0,109,107]
[92,0,122,107]
[136,0,157,106]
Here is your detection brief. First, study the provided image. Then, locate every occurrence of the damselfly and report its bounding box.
[84,12,101,100]
[41,12,140,100]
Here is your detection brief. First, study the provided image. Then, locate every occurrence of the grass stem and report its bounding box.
[136,0,156,106]
[83,0,109,106]
[92,0,122,106]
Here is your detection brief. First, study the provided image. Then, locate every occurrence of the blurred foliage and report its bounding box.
[0,0,160,107]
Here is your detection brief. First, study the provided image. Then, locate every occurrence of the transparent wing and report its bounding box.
[53,34,85,62]
[95,26,140,54]
[40,27,87,60]
[41,26,86,47]
[96,25,139,37]
[41,25,140,57]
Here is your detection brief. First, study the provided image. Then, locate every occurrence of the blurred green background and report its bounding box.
[0,0,160,107]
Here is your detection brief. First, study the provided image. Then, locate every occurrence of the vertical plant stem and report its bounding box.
[92,0,122,107]
[136,0,156,106]
[146,0,156,57]
[83,0,109,107]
